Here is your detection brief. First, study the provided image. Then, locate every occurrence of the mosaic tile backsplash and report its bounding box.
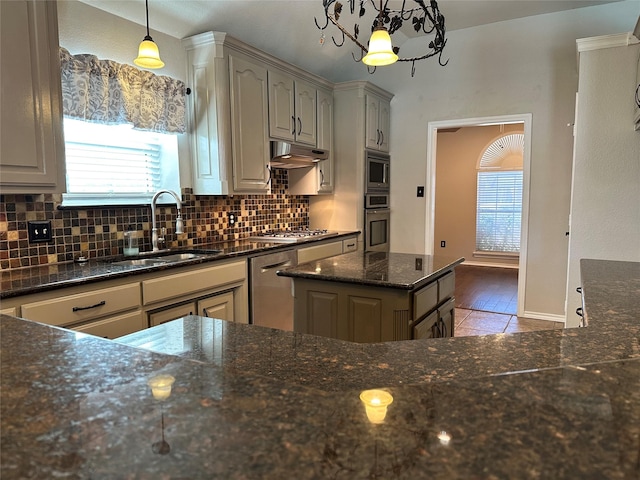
[0,170,309,270]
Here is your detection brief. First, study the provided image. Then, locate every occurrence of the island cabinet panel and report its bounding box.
[302,291,339,339]
[413,311,439,340]
[413,282,438,320]
[438,298,455,338]
[348,296,383,343]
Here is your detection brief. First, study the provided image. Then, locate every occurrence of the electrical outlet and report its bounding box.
[415,258,423,270]
[228,212,238,226]
[417,186,425,197]
[440,240,446,248]
[28,220,52,243]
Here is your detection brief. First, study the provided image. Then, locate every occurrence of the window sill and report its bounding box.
[473,251,519,260]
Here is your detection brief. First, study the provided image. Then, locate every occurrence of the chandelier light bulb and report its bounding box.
[363,28,398,67]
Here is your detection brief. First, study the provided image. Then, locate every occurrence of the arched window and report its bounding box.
[476,133,524,254]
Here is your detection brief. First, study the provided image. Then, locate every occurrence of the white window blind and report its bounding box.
[62,118,179,207]
[476,170,523,253]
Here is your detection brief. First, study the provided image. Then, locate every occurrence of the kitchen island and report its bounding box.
[1,259,639,479]
[278,251,464,342]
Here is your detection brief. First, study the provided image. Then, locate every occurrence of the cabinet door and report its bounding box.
[348,296,382,343]
[317,89,334,193]
[378,98,391,152]
[302,290,339,339]
[0,0,65,193]
[229,55,270,192]
[365,95,381,150]
[438,298,455,338]
[197,291,235,322]
[294,79,317,146]
[413,311,438,339]
[73,311,145,339]
[148,302,197,327]
[268,70,295,142]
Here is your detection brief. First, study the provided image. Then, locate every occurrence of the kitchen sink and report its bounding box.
[110,250,221,267]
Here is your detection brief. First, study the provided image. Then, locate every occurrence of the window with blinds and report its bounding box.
[476,170,523,253]
[62,118,180,207]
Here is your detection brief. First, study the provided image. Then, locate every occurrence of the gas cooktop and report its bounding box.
[249,229,339,243]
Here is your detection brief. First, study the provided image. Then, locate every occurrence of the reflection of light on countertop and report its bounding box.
[315,266,322,273]
[360,389,393,424]
[148,374,176,401]
[437,430,452,445]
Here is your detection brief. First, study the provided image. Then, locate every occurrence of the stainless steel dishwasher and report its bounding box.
[249,249,297,331]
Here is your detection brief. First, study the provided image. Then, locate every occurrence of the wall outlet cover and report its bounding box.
[28,220,52,243]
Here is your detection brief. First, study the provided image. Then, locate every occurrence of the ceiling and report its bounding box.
[80,0,625,82]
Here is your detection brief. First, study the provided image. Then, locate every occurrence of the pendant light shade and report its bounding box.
[362,27,398,67]
[133,0,164,69]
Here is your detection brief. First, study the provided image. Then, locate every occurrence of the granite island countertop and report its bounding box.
[1,259,639,478]
[277,251,464,290]
[0,232,360,299]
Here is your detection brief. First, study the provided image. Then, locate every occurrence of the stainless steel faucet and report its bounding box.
[151,190,184,252]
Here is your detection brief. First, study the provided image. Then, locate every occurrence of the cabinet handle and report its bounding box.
[291,116,296,135]
[319,168,325,186]
[297,117,302,136]
[576,307,583,317]
[266,165,272,185]
[376,129,381,145]
[380,130,384,146]
[346,243,355,248]
[72,300,106,312]
[576,287,582,294]
[441,318,447,338]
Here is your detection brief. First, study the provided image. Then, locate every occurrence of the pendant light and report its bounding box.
[134,0,164,69]
[362,0,398,67]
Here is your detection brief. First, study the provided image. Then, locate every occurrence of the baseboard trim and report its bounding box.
[521,311,566,323]
[461,260,519,269]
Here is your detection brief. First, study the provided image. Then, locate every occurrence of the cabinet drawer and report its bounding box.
[413,311,438,340]
[342,237,357,253]
[438,271,455,301]
[1,307,17,316]
[21,283,141,327]
[297,241,343,264]
[73,310,145,339]
[413,281,438,320]
[142,261,245,306]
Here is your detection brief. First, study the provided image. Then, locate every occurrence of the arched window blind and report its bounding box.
[476,133,524,254]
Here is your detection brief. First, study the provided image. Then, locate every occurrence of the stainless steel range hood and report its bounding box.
[270,141,328,169]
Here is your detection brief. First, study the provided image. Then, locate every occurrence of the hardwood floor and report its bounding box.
[454,265,562,336]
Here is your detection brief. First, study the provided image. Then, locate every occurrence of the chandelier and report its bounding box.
[316,0,448,76]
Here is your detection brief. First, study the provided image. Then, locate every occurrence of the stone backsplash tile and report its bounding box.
[0,170,309,270]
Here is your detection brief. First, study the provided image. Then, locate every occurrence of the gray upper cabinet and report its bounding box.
[0,0,66,193]
[229,55,270,192]
[268,70,317,146]
[183,32,270,194]
[365,93,391,152]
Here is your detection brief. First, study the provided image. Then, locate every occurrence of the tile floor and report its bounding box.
[454,308,564,337]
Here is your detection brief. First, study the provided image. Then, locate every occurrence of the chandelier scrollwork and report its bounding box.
[315,0,448,76]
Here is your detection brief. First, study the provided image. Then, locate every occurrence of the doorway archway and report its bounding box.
[425,114,532,317]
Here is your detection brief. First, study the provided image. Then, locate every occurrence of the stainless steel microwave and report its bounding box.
[365,151,390,192]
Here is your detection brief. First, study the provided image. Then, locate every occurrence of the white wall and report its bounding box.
[565,39,640,327]
[366,1,639,319]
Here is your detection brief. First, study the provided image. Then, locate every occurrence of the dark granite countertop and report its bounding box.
[1,259,639,478]
[278,251,464,290]
[0,232,359,299]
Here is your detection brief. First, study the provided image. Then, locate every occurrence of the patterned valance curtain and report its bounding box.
[59,47,186,134]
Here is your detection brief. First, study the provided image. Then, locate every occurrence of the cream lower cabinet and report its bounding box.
[143,259,247,327]
[10,258,247,337]
[74,311,145,339]
[19,282,144,339]
[297,235,357,264]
